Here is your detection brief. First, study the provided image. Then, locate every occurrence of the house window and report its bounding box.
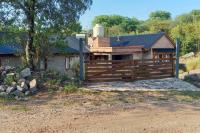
[65,57,70,69]
[66,56,79,70]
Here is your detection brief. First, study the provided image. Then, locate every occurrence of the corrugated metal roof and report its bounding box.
[110,32,165,48]
[0,44,23,55]
[52,47,79,54]
[0,33,82,55]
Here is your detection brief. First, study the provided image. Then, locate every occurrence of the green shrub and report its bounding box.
[64,83,78,93]
[48,79,61,85]
[60,75,69,83]
[4,74,15,86]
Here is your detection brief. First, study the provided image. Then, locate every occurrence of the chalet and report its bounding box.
[84,24,176,81]
[88,25,175,61]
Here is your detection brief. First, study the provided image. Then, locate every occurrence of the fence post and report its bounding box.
[175,38,180,78]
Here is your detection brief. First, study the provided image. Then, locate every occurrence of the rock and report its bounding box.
[0,92,8,97]
[0,85,6,92]
[12,90,24,97]
[15,96,22,101]
[18,78,26,84]
[25,91,31,96]
[17,85,26,92]
[1,71,6,76]
[20,68,31,78]
[25,80,30,86]
[30,79,37,89]
[30,87,38,94]
[15,73,20,80]
[5,66,12,71]
[11,82,17,88]
[20,82,28,90]
[29,79,38,93]
[6,73,15,76]
[6,86,16,94]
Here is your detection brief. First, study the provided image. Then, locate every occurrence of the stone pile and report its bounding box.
[0,66,38,100]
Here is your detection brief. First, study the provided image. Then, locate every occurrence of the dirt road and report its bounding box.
[1,91,200,133]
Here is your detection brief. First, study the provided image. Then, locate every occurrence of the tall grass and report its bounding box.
[184,54,200,72]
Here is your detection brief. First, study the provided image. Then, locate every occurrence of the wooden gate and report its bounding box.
[85,58,175,82]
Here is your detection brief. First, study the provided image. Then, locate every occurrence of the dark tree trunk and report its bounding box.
[26,0,35,70]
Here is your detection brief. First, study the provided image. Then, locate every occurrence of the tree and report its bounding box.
[144,20,172,33]
[149,11,171,20]
[92,15,124,27]
[120,17,140,33]
[0,0,92,69]
[170,22,200,55]
[175,10,200,24]
[92,15,140,36]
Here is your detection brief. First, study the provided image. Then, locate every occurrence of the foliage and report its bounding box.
[170,22,200,55]
[4,74,15,86]
[64,83,78,93]
[0,0,92,69]
[92,15,141,36]
[149,11,171,20]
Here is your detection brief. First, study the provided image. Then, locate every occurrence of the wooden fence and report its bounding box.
[85,58,175,82]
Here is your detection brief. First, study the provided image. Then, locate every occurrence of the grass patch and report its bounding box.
[64,83,79,93]
[183,56,200,72]
[9,105,30,112]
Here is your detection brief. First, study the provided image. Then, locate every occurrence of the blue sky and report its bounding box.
[80,0,200,29]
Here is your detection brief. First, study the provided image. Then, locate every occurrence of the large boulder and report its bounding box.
[20,82,28,91]
[0,85,6,92]
[30,79,37,89]
[25,90,31,96]
[20,68,31,78]
[12,90,24,97]
[17,85,26,92]
[0,92,8,97]
[29,79,38,93]
[6,86,16,94]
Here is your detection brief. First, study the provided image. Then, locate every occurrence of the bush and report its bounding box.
[4,74,15,86]
[64,83,78,93]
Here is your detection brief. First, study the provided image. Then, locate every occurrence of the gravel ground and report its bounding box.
[86,78,200,91]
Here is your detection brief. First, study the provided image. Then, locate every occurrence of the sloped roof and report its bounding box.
[52,47,79,54]
[110,32,166,48]
[0,32,82,55]
[0,44,23,55]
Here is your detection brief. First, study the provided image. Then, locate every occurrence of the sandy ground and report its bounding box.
[1,91,200,133]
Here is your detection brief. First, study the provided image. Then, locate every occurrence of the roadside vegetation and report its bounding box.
[179,52,200,74]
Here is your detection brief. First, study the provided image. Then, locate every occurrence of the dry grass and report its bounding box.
[181,53,200,72]
[1,90,200,112]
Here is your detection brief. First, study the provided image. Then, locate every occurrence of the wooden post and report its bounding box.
[175,38,180,78]
[79,38,84,81]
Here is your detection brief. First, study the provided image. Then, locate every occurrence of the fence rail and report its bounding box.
[85,58,175,82]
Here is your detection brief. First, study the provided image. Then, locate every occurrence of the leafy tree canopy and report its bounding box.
[149,11,171,20]
[0,0,92,68]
